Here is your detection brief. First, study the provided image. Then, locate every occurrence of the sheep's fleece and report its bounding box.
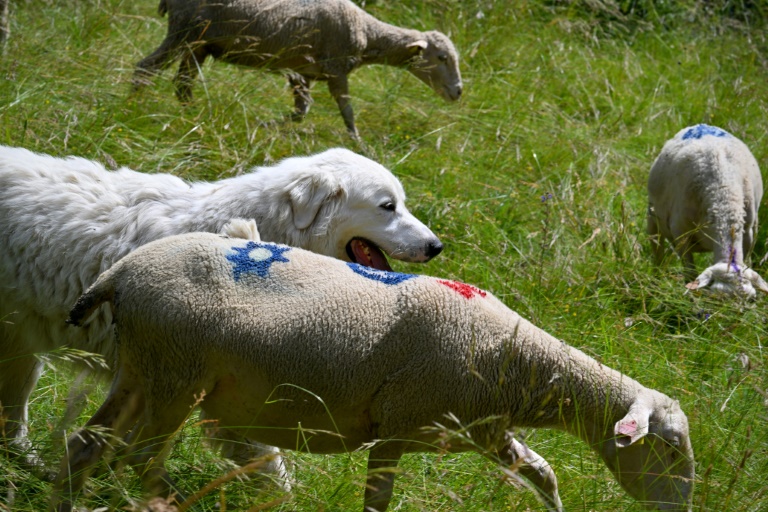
[0,145,441,481]
[647,124,767,297]
[133,0,462,137]
[56,232,695,512]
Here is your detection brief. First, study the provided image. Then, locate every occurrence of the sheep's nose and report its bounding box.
[425,239,444,260]
[456,85,462,98]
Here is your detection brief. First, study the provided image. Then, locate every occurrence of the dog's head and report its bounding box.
[255,148,442,270]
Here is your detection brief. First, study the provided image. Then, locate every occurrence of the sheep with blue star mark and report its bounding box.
[58,231,694,512]
[647,124,768,297]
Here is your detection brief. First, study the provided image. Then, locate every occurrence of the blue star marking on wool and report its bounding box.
[681,124,730,140]
[226,241,291,281]
[347,262,417,285]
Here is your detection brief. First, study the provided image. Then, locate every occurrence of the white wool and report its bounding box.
[0,145,440,482]
[647,124,768,297]
[56,233,695,512]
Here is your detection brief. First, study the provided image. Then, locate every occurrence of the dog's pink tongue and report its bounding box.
[351,239,392,271]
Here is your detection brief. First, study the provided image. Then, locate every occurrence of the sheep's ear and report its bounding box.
[745,268,768,294]
[406,40,428,56]
[614,406,651,447]
[686,269,712,291]
[288,173,344,230]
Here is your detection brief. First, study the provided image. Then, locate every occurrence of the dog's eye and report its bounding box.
[380,202,396,212]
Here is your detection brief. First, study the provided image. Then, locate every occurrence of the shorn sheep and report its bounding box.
[132,0,462,137]
[0,146,441,482]
[647,124,768,297]
[55,231,695,512]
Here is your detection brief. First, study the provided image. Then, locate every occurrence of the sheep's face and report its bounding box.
[407,31,462,102]
[599,398,694,511]
[686,262,768,298]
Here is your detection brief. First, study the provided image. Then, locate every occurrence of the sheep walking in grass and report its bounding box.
[132,0,462,137]
[647,124,768,297]
[55,232,694,512]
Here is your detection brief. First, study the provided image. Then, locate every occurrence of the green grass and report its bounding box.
[2,0,768,510]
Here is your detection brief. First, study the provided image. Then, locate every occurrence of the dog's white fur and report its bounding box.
[0,146,441,456]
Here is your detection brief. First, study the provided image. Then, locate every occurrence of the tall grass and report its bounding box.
[2,0,768,510]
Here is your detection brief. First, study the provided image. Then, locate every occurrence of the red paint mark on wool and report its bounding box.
[438,279,487,299]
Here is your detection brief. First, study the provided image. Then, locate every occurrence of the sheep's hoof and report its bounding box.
[6,447,57,482]
[131,75,154,90]
[290,111,306,123]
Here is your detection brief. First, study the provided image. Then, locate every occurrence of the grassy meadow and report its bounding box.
[2,0,768,510]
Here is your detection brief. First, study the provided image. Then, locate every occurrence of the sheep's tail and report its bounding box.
[158,0,168,17]
[67,274,116,327]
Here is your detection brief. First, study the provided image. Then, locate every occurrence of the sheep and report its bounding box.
[132,0,463,138]
[54,232,695,512]
[647,124,768,297]
[169,218,564,510]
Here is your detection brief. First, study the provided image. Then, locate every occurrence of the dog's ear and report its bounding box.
[288,173,345,230]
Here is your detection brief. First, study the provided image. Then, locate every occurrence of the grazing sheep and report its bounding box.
[54,232,695,512]
[0,146,441,483]
[132,0,463,137]
[647,124,768,297]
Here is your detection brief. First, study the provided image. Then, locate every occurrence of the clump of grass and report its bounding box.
[2,0,768,510]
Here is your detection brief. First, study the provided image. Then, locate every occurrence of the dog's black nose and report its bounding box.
[426,240,443,259]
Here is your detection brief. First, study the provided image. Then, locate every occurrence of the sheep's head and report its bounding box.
[686,262,768,298]
[406,31,462,102]
[599,395,695,511]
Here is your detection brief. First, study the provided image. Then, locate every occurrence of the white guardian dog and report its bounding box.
[0,145,442,476]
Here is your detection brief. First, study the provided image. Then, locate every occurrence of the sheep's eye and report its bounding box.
[380,202,396,212]
[438,54,448,62]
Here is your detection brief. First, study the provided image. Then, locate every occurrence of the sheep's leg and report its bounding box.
[0,348,45,467]
[497,436,563,512]
[646,205,665,267]
[202,419,292,490]
[133,36,183,90]
[364,443,403,512]
[174,45,208,104]
[121,396,196,501]
[288,73,313,121]
[743,212,757,262]
[51,369,144,512]
[676,241,697,282]
[327,73,359,138]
